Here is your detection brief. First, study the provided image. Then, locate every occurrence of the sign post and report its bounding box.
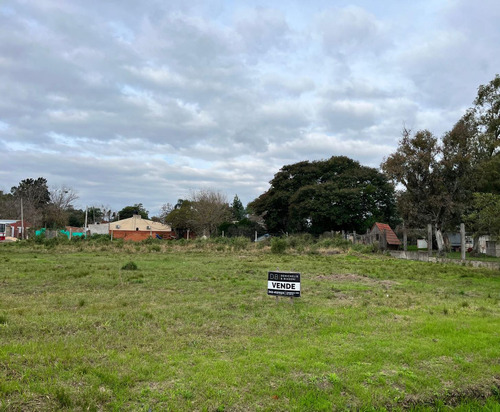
[267,271,301,298]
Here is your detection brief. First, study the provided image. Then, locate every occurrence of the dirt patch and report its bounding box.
[314,273,398,288]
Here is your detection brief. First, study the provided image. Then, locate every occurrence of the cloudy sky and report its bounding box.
[1,0,499,216]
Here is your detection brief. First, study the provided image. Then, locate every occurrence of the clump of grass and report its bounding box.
[121,261,138,270]
[271,237,287,254]
[55,387,72,408]
[78,298,86,307]
[0,314,7,324]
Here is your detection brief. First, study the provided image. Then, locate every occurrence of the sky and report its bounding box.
[1,0,499,217]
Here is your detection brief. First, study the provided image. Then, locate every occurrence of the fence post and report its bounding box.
[403,225,407,252]
[427,224,433,257]
[460,223,466,261]
[353,231,356,244]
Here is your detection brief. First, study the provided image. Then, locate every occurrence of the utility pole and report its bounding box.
[21,198,24,240]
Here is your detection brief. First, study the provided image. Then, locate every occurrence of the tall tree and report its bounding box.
[464,193,500,240]
[10,177,51,227]
[165,200,194,238]
[190,190,231,237]
[0,190,16,219]
[473,74,500,158]
[157,203,174,224]
[251,156,398,235]
[231,195,246,221]
[45,186,79,228]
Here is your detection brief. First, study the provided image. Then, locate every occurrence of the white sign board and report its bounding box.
[267,271,301,297]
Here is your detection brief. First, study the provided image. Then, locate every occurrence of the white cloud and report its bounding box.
[1,0,499,214]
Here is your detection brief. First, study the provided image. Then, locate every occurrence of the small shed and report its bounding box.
[486,241,500,257]
[370,222,401,250]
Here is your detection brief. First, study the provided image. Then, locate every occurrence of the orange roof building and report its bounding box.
[370,222,401,248]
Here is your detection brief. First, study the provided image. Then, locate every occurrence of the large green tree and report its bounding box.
[464,193,500,240]
[382,75,500,253]
[118,203,149,220]
[231,194,246,221]
[164,199,194,238]
[10,177,51,227]
[250,156,398,235]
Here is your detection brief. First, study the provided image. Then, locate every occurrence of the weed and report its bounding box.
[327,373,341,386]
[55,387,72,408]
[122,261,138,270]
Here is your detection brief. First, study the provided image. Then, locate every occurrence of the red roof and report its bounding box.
[372,222,401,245]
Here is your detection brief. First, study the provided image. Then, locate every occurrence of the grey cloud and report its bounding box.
[235,7,291,55]
[317,6,391,57]
[2,0,499,215]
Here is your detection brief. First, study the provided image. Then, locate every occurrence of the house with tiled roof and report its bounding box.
[370,222,401,250]
[109,215,174,241]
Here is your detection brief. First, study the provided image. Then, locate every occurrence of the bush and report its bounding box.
[89,234,111,243]
[287,234,315,249]
[122,261,138,270]
[271,237,287,254]
[230,236,250,251]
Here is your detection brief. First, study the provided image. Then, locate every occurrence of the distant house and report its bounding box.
[370,222,401,250]
[109,214,174,241]
[0,219,30,240]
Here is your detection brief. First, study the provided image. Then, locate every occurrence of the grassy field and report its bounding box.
[1,238,499,411]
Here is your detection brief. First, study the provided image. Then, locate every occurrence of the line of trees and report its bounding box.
[248,74,500,247]
[2,76,497,244]
[0,178,153,230]
[381,74,500,253]
[161,191,264,239]
[0,178,257,239]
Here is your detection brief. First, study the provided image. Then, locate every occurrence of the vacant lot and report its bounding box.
[1,240,499,410]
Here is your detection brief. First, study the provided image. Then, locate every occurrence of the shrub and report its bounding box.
[271,237,287,254]
[287,234,315,249]
[231,236,250,251]
[122,261,138,270]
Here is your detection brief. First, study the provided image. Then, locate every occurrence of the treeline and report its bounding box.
[250,74,500,247]
[2,75,498,244]
[382,74,500,252]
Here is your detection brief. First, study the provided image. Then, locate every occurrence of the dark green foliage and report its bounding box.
[383,75,500,232]
[118,204,149,220]
[10,177,51,227]
[270,237,287,254]
[219,218,265,239]
[121,261,138,270]
[67,207,85,227]
[250,156,398,235]
[165,199,193,239]
[231,194,246,221]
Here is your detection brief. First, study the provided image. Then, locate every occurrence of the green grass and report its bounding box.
[0,240,499,410]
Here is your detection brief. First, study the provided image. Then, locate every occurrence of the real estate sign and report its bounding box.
[267,271,301,297]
